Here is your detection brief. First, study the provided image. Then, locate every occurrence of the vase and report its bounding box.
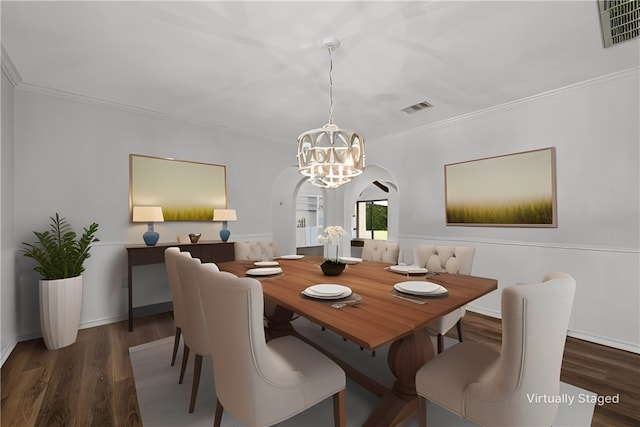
[39,275,83,349]
[321,260,346,276]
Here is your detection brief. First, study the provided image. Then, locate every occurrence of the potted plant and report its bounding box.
[318,225,347,276]
[21,214,99,349]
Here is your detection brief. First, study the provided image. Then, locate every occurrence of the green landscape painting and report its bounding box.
[445,148,556,227]
[130,154,227,221]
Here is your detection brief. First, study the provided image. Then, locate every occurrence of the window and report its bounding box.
[355,200,388,240]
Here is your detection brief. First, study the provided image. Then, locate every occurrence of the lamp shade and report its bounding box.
[213,209,236,242]
[132,206,164,223]
[132,206,164,246]
[213,209,237,222]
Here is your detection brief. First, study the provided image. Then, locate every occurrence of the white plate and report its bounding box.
[254,261,279,267]
[307,284,351,296]
[246,267,283,276]
[389,265,428,275]
[394,281,446,296]
[278,254,304,260]
[339,256,362,265]
[303,285,352,300]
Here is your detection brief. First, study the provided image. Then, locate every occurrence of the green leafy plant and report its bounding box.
[21,214,100,280]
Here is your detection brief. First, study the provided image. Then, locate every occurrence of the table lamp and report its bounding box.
[132,206,164,246]
[213,209,237,242]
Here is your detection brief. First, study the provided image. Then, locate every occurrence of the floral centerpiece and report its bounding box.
[318,225,347,275]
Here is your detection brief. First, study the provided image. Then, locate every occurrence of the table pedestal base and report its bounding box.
[265,304,435,427]
[362,328,433,426]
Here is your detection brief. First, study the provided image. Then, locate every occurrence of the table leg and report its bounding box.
[128,263,133,331]
[264,303,295,340]
[362,328,434,427]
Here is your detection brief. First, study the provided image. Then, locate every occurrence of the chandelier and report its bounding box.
[297,38,365,189]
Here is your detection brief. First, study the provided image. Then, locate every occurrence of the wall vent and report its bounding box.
[401,101,433,115]
[599,0,640,47]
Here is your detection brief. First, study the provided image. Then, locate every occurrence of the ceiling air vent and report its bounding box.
[401,101,433,115]
[599,0,640,47]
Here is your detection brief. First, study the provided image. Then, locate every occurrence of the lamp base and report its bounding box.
[219,228,231,242]
[143,230,160,246]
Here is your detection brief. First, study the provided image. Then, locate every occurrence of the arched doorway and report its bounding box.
[271,165,398,257]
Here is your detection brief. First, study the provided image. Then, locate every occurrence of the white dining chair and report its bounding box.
[415,272,576,427]
[164,248,187,369]
[415,244,475,353]
[175,250,219,413]
[233,240,280,261]
[197,267,346,427]
[361,240,400,263]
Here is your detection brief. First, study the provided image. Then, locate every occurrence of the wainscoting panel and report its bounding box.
[399,236,640,353]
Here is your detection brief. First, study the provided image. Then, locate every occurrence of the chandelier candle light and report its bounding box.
[297,38,365,189]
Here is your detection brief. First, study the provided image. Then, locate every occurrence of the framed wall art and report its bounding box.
[445,147,557,227]
[129,154,227,221]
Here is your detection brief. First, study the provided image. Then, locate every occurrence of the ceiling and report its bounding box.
[2,1,639,145]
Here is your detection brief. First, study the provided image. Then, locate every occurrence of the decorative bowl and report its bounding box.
[320,260,346,276]
[189,233,201,243]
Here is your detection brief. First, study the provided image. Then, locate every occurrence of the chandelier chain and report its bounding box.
[328,46,334,125]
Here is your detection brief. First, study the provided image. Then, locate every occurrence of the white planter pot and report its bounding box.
[39,276,83,349]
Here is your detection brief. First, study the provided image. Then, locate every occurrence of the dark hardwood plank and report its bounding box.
[79,326,114,426]
[2,311,638,426]
[454,312,640,427]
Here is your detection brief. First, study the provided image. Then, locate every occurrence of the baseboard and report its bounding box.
[466,307,640,354]
[1,340,17,367]
[466,305,501,319]
[567,330,640,354]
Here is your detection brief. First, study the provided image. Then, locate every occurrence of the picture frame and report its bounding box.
[129,154,227,222]
[445,147,557,227]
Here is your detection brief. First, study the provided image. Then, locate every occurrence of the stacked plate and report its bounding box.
[302,284,352,300]
[388,265,428,275]
[338,256,362,265]
[246,267,283,276]
[393,281,447,296]
[277,254,304,260]
[254,260,279,267]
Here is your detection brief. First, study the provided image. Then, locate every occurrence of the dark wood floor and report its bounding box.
[2,311,638,426]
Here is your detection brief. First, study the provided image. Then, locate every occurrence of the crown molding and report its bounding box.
[1,45,23,87]
[370,67,640,144]
[14,81,274,144]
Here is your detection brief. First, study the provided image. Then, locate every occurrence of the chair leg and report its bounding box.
[171,327,181,366]
[333,389,346,427]
[456,319,463,342]
[179,344,190,384]
[214,399,224,427]
[189,354,203,413]
[437,334,444,353]
[417,395,427,427]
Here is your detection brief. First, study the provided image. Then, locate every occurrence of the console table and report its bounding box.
[125,241,235,331]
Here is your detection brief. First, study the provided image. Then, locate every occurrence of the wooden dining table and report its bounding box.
[217,256,497,427]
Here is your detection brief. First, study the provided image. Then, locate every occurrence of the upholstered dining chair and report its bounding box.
[415,272,576,427]
[175,251,220,413]
[234,240,280,261]
[164,248,187,368]
[415,244,476,353]
[361,240,400,263]
[197,267,347,427]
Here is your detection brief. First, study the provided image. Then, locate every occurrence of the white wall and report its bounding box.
[8,88,291,356]
[364,70,640,353]
[1,69,17,362]
[3,66,638,363]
